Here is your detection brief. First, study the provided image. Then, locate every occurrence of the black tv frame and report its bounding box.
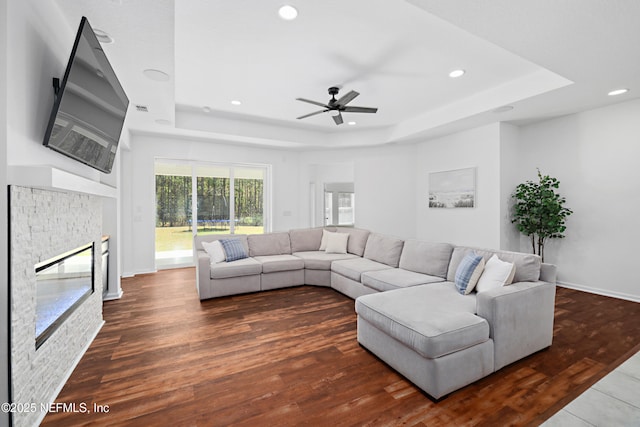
[43,16,129,174]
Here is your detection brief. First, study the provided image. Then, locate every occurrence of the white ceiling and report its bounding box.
[54,0,640,149]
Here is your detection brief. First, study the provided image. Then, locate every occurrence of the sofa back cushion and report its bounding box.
[194,234,249,254]
[363,233,404,267]
[248,232,292,256]
[446,246,541,283]
[399,240,454,278]
[336,227,370,256]
[289,227,337,252]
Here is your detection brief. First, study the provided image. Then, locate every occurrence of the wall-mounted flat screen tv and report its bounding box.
[43,16,129,174]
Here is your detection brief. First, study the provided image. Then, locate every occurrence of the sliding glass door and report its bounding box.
[155,160,269,268]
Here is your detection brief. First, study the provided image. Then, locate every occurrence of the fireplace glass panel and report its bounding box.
[35,243,94,348]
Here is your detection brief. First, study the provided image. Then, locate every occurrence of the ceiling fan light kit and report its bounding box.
[296,86,378,125]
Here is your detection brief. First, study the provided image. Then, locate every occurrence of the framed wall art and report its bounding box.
[428,167,476,208]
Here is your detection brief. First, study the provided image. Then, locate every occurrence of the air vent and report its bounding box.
[135,105,149,112]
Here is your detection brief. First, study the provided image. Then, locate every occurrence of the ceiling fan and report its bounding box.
[296,87,378,125]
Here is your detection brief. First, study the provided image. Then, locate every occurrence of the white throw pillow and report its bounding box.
[202,240,226,263]
[319,230,334,251]
[476,254,516,293]
[324,231,349,254]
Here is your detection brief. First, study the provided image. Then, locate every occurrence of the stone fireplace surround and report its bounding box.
[9,186,104,427]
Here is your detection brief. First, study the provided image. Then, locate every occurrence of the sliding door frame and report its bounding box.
[154,158,272,268]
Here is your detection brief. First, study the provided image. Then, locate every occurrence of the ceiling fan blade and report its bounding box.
[296,110,328,120]
[342,106,378,114]
[336,90,359,106]
[296,98,329,108]
[332,112,344,125]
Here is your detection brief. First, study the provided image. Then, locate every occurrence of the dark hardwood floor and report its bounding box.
[42,268,640,426]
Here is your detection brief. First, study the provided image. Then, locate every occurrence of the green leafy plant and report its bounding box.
[511,170,573,261]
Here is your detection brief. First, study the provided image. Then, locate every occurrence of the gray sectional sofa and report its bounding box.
[194,227,556,399]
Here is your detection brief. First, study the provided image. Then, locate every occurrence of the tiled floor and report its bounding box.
[542,350,640,426]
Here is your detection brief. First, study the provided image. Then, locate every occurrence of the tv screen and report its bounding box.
[43,16,129,174]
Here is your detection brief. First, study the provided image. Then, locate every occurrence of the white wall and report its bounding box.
[299,144,416,239]
[1,0,10,422]
[355,145,416,239]
[517,99,640,301]
[415,123,503,248]
[121,134,302,276]
[5,0,102,181]
[499,122,522,251]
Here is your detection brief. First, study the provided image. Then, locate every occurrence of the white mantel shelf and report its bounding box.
[8,165,117,198]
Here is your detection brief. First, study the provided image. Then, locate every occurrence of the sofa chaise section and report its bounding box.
[356,246,556,399]
[356,282,494,399]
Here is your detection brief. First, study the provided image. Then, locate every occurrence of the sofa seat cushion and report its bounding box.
[210,257,262,279]
[331,257,394,282]
[361,268,444,292]
[355,283,489,359]
[253,255,305,274]
[292,251,358,270]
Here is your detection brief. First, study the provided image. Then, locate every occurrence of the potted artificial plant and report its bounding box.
[511,169,573,262]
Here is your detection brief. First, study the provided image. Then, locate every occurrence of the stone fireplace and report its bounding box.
[8,186,104,426]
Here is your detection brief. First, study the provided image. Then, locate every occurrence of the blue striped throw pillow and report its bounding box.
[455,252,485,295]
[219,238,248,262]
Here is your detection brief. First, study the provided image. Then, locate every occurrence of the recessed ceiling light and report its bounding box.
[143,69,170,82]
[231,100,242,106]
[492,105,514,113]
[93,29,114,44]
[608,88,629,96]
[449,69,465,78]
[347,121,356,126]
[155,119,172,125]
[278,5,298,20]
[202,106,211,113]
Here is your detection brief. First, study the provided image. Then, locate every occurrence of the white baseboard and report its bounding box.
[121,268,157,278]
[103,289,124,301]
[35,320,105,426]
[557,281,640,303]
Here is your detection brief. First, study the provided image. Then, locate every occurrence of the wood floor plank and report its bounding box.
[41,267,640,426]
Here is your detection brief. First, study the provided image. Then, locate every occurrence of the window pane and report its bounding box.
[234,167,264,234]
[155,168,193,268]
[338,192,355,225]
[196,165,231,234]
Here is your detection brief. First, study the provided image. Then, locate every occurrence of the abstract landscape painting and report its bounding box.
[429,167,476,208]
